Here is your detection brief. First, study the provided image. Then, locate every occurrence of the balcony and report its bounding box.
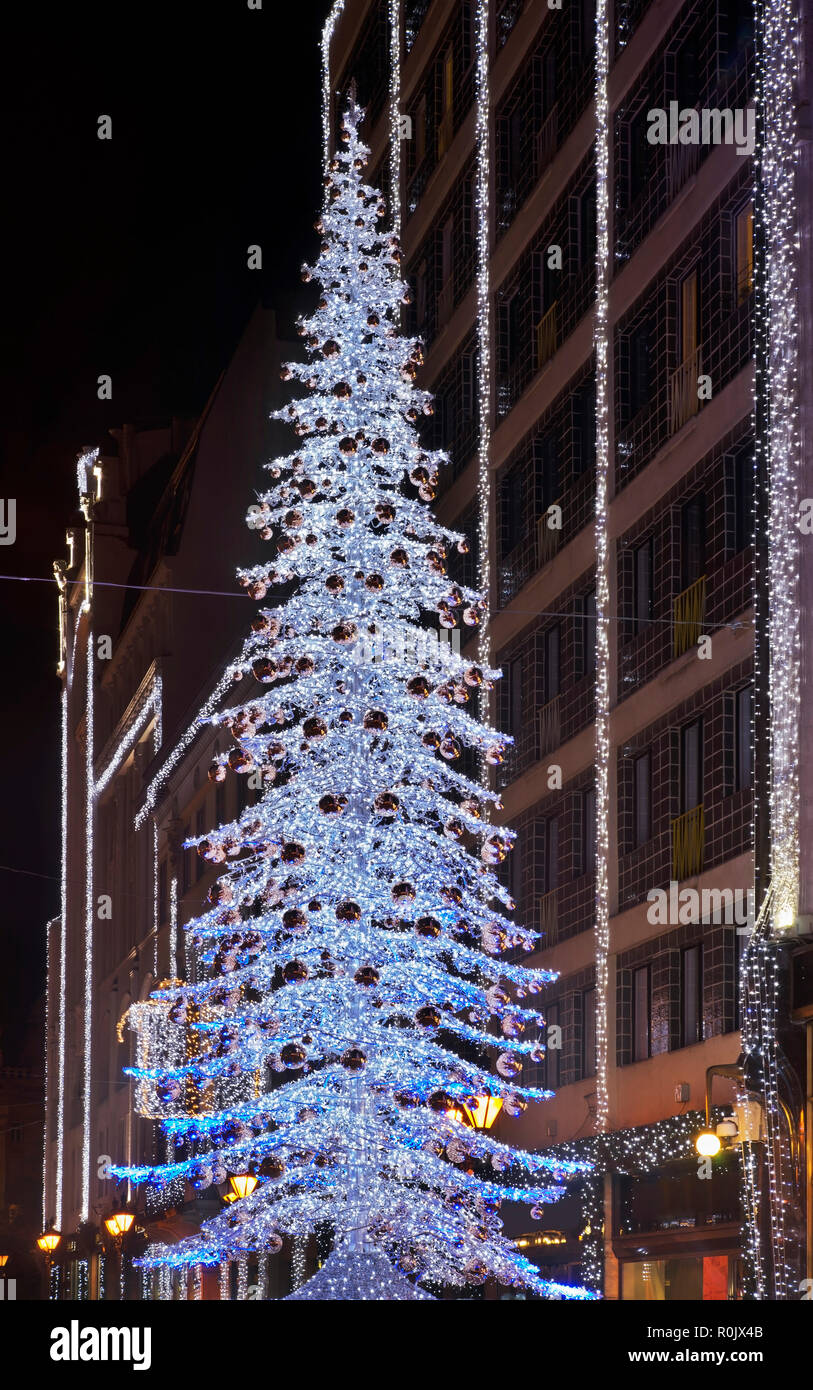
[673,575,706,659]
[669,347,703,435]
[538,695,561,758]
[537,887,559,946]
[536,507,562,569]
[536,303,558,370]
[667,138,701,199]
[671,803,704,881]
[437,109,454,160]
[437,275,455,331]
[535,107,559,177]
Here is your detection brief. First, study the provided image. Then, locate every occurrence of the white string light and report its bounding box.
[322,1,348,172]
[592,0,611,1138]
[81,628,94,1219]
[388,0,402,238]
[475,0,491,677]
[95,671,162,796]
[170,875,179,980]
[54,686,68,1229]
[135,670,233,829]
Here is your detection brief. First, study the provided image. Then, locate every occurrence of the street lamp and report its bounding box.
[104,1208,135,1241]
[37,1230,61,1257]
[0,1255,8,1268]
[694,1129,722,1157]
[228,1172,258,1201]
[460,1096,504,1131]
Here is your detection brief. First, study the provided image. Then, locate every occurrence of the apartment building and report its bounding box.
[42,308,300,1298]
[326,0,812,1300]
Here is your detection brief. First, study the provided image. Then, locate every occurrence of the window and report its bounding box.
[633,752,651,847]
[582,987,597,1077]
[735,203,754,302]
[415,260,427,327]
[181,824,192,895]
[441,214,454,288]
[681,719,703,813]
[506,294,522,367]
[633,965,651,1061]
[543,623,561,703]
[544,816,560,893]
[580,589,597,677]
[675,33,700,109]
[501,467,525,554]
[721,0,754,68]
[634,537,653,630]
[195,807,206,881]
[735,685,753,792]
[415,95,427,166]
[535,433,559,512]
[681,945,702,1046]
[681,495,706,589]
[679,269,698,362]
[442,47,453,118]
[579,184,597,268]
[733,447,753,552]
[215,779,227,827]
[628,323,651,419]
[572,380,596,474]
[508,657,523,739]
[581,786,596,874]
[546,1002,560,1089]
[158,860,168,926]
[628,110,651,204]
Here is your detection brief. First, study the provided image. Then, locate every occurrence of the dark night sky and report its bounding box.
[0,0,333,1063]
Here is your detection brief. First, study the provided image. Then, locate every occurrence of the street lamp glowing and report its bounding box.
[694,1129,722,1157]
[104,1210,135,1239]
[228,1172,258,1200]
[0,1255,8,1267]
[461,1096,503,1131]
[37,1230,61,1255]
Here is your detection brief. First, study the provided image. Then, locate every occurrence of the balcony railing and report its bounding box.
[672,803,704,881]
[535,107,559,176]
[536,506,562,569]
[537,887,559,946]
[669,347,702,435]
[437,275,455,330]
[437,109,454,159]
[538,695,561,758]
[536,303,558,370]
[667,137,701,198]
[673,575,706,659]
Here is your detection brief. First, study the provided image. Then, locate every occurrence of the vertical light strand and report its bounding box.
[152,818,159,976]
[42,916,51,1229]
[169,875,179,980]
[762,0,800,930]
[322,2,347,172]
[592,0,612,1140]
[81,628,94,1219]
[388,0,402,237]
[55,686,68,1229]
[219,1262,230,1301]
[474,0,492,680]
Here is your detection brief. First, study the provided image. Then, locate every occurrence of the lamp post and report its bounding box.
[37,1228,61,1299]
[459,1096,504,1131]
[104,1207,135,1300]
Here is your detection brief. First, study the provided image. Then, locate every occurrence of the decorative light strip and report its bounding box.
[761,0,800,935]
[388,0,402,237]
[219,1263,229,1301]
[82,629,94,1218]
[592,0,611,1138]
[169,875,179,980]
[55,686,68,1229]
[321,1,347,171]
[152,818,160,976]
[42,916,53,1228]
[474,0,491,679]
[95,674,162,796]
[135,670,232,829]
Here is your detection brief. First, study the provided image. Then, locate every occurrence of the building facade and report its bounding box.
[326,0,812,1300]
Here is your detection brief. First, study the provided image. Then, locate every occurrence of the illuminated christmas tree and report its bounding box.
[116,99,594,1300]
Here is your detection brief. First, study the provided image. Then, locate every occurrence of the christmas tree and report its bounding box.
[116,98,594,1300]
